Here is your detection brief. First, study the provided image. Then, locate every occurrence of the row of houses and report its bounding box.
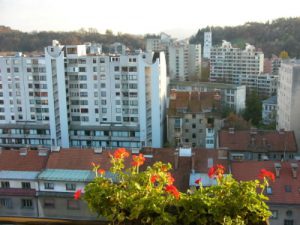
[0,129,298,224]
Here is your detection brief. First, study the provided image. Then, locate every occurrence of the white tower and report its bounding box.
[203,31,212,59]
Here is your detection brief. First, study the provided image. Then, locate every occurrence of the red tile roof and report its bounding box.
[219,130,297,152]
[168,91,221,116]
[46,148,131,170]
[0,150,49,171]
[231,161,300,205]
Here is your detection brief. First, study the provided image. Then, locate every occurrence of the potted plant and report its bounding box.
[77,148,272,225]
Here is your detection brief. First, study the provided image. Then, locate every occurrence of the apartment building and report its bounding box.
[210,40,264,82]
[210,41,272,96]
[169,81,246,113]
[203,31,212,59]
[45,41,167,148]
[0,41,167,149]
[167,90,222,148]
[145,34,201,81]
[277,60,300,148]
[264,55,281,75]
[0,53,51,148]
[168,41,201,81]
[262,95,277,125]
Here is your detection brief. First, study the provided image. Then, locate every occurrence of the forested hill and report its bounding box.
[190,17,300,58]
[0,26,144,53]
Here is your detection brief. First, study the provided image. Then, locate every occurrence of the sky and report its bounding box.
[0,0,300,38]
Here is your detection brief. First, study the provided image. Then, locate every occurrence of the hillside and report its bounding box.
[0,26,144,53]
[190,17,300,58]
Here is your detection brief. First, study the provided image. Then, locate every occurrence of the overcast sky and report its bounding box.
[0,0,299,38]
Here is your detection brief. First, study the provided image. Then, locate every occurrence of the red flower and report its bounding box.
[74,189,82,200]
[258,169,275,182]
[208,166,216,178]
[167,172,175,185]
[165,185,180,199]
[208,164,225,179]
[195,178,202,185]
[113,148,130,159]
[132,154,146,167]
[150,174,159,183]
[98,169,105,175]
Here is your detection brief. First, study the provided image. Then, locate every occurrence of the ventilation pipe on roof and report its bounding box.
[274,163,282,177]
[191,151,195,174]
[291,163,298,179]
[174,149,179,170]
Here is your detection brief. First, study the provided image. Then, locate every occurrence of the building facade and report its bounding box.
[169,81,246,113]
[0,41,167,149]
[168,41,201,81]
[167,90,222,148]
[203,31,212,59]
[277,60,300,148]
[262,95,277,125]
[0,53,51,148]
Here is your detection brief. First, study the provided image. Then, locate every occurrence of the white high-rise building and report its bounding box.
[203,31,212,59]
[168,41,201,81]
[0,41,167,149]
[277,60,300,147]
[0,53,51,148]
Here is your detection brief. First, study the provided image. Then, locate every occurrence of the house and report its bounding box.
[219,129,298,161]
[232,161,300,225]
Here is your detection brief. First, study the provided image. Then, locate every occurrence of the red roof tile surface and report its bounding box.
[219,130,297,152]
[0,150,49,171]
[231,161,300,205]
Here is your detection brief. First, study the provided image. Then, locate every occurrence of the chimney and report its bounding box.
[229,127,235,134]
[191,151,195,173]
[38,147,49,156]
[170,89,177,100]
[251,137,256,146]
[250,127,257,134]
[291,163,298,178]
[274,163,282,177]
[174,149,179,170]
[20,148,28,156]
[279,128,285,134]
[94,147,103,154]
[262,138,267,147]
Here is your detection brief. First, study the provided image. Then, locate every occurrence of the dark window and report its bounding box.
[285,185,292,192]
[192,114,196,119]
[22,182,31,189]
[44,183,54,190]
[284,220,294,225]
[66,183,76,191]
[44,199,55,208]
[0,198,12,208]
[1,181,9,188]
[192,133,196,138]
[21,199,33,209]
[192,124,196,128]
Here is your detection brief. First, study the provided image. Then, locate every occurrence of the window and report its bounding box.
[266,186,272,194]
[44,182,54,190]
[284,220,294,225]
[192,133,196,138]
[21,199,33,209]
[22,182,31,189]
[0,198,12,208]
[270,210,278,219]
[1,181,10,188]
[67,200,80,210]
[192,124,196,128]
[66,183,76,191]
[44,199,55,208]
[285,185,292,192]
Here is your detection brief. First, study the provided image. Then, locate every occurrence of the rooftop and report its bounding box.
[219,129,297,152]
[0,149,49,171]
[262,95,277,105]
[232,160,300,205]
[168,90,221,117]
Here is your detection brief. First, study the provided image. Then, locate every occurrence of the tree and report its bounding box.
[279,50,289,59]
[224,112,251,130]
[243,92,262,126]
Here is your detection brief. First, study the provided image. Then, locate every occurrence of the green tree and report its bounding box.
[243,92,262,126]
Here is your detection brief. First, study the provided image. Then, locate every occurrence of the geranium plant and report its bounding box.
[81,148,272,225]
